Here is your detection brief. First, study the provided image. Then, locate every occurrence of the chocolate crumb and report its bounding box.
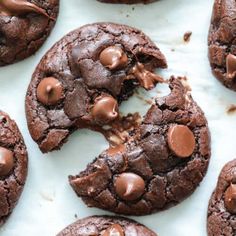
[183,31,192,43]
[227,104,236,114]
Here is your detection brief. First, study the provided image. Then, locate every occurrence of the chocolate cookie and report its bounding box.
[97,0,157,4]
[0,0,59,66]
[0,111,28,225]
[208,0,236,90]
[57,215,157,236]
[25,22,167,153]
[207,159,236,236]
[69,77,211,216]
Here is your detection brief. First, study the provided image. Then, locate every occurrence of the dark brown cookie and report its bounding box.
[0,111,28,225]
[208,0,236,90]
[56,215,157,236]
[0,0,59,66]
[207,159,236,236]
[69,78,211,216]
[25,22,167,153]
[98,0,157,4]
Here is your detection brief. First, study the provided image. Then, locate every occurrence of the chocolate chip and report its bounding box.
[106,144,125,156]
[101,224,124,236]
[114,172,145,201]
[0,147,14,176]
[99,46,128,70]
[127,62,164,90]
[91,95,118,124]
[226,53,236,80]
[0,0,50,17]
[224,183,236,214]
[167,124,195,158]
[37,77,63,106]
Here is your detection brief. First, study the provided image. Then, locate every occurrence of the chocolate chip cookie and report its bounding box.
[98,0,157,4]
[207,159,236,236]
[0,0,59,66]
[208,0,236,90]
[25,22,167,153]
[0,111,28,225]
[69,77,211,215]
[57,215,157,236]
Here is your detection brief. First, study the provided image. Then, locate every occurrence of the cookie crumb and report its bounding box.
[180,77,191,91]
[227,104,236,114]
[183,31,192,43]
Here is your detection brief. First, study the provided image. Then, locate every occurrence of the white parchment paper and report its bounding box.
[1,0,235,235]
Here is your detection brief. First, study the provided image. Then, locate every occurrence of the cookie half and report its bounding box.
[0,0,59,66]
[25,22,167,153]
[69,78,211,215]
[208,0,236,90]
[98,0,157,4]
[207,159,236,236]
[0,111,28,225]
[57,215,157,236]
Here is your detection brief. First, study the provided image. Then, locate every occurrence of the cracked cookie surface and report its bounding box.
[0,0,59,66]
[0,111,28,225]
[208,0,236,90]
[25,22,167,153]
[57,215,157,236]
[207,159,236,236]
[69,78,211,216]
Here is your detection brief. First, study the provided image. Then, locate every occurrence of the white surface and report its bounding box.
[0,0,235,235]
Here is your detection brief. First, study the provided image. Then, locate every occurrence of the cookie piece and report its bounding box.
[98,0,157,4]
[69,77,211,216]
[25,22,167,153]
[0,111,28,225]
[207,159,236,236]
[208,0,236,90]
[57,215,157,236]
[0,0,59,66]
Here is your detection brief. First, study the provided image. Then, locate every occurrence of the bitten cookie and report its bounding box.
[208,0,236,90]
[69,78,211,216]
[207,159,236,236]
[57,215,157,236]
[25,22,167,153]
[97,0,157,4]
[0,0,59,66]
[0,111,28,225]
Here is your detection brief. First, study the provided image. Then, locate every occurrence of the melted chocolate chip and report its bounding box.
[91,95,118,125]
[167,125,195,158]
[101,224,124,236]
[106,144,125,156]
[0,0,50,18]
[36,77,63,106]
[224,183,236,214]
[114,172,145,201]
[0,147,14,176]
[128,62,164,90]
[99,46,128,70]
[226,53,236,80]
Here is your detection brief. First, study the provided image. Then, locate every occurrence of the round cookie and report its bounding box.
[207,159,236,236]
[69,77,211,216]
[25,22,167,153]
[0,111,28,225]
[0,0,59,66]
[208,0,236,90]
[98,0,157,4]
[57,215,157,236]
